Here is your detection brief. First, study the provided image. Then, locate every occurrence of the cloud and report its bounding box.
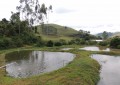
[55,8,76,14]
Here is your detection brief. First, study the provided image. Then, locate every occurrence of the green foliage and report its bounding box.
[12,37,23,47]
[99,41,109,46]
[68,38,86,45]
[46,40,54,47]
[0,38,15,49]
[54,42,62,46]
[87,41,97,45]
[110,37,120,48]
[20,32,39,45]
[36,37,45,47]
[102,31,108,40]
[117,45,120,49]
[59,39,67,45]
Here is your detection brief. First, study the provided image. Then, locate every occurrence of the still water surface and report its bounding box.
[80,46,110,52]
[61,48,73,51]
[5,51,75,78]
[91,54,120,85]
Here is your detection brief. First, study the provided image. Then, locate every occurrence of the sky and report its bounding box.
[0,0,120,34]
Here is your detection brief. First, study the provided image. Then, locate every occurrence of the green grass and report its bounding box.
[40,35,73,41]
[0,46,100,85]
[37,24,78,36]
[36,24,78,41]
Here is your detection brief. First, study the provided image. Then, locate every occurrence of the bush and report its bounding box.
[110,37,120,48]
[80,39,86,45]
[99,41,109,46]
[46,40,54,47]
[21,32,39,44]
[117,45,120,49]
[0,38,15,49]
[54,42,62,46]
[87,41,97,45]
[0,39,5,49]
[36,37,45,47]
[59,39,67,45]
[12,37,23,47]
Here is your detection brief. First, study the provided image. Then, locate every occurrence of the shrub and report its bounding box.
[59,39,67,45]
[99,41,109,46]
[12,37,23,47]
[21,32,39,44]
[80,39,86,45]
[87,41,97,45]
[68,40,75,45]
[110,37,120,48]
[0,38,15,49]
[46,40,54,47]
[36,37,45,47]
[117,45,120,49]
[54,42,62,46]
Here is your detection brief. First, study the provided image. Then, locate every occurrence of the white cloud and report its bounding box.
[0,0,120,34]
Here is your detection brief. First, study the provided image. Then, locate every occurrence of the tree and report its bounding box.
[102,31,108,40]
[10,12,21,35]
[16,0,51,26]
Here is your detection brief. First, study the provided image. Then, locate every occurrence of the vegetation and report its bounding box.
[98,41,109,46]
[96,31,113,39]
[110,36,120,49]
[102,31,108,40]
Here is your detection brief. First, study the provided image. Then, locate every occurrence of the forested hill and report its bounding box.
[37,24,78,36]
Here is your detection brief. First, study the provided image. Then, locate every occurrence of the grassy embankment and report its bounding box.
[0,46,100,85]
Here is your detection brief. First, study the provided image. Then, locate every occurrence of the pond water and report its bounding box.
[5,51,75,78]
[80,46,110,52]
[61,48,73,51]
[91,54,120,85]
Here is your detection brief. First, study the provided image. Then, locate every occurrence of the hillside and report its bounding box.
[95,32,113,38]
[36,24,78,41]
[37,24,78,36]
[111,32,120,37]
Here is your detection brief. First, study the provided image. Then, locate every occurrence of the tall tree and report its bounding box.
[10,12,21,35]
[16,0,49,26]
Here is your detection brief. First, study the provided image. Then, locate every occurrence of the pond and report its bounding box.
[80,46,110,52]
[61,48,73,51]
[4,51,75,78]
[91,54,120,85]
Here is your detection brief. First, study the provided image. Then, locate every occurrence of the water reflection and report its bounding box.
[91,54,120,85]
[5,51,75,78]
[80,46,110,52]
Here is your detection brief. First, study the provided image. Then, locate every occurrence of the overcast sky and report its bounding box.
[0,0,120,34]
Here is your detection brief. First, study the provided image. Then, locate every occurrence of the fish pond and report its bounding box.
[80,46,110,52]
[3,51,75,78]
[91,54,120,85]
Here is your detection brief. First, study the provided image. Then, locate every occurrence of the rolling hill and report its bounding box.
[37,24,78,36]
[111,32,120,37]
[36,24,78,41]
